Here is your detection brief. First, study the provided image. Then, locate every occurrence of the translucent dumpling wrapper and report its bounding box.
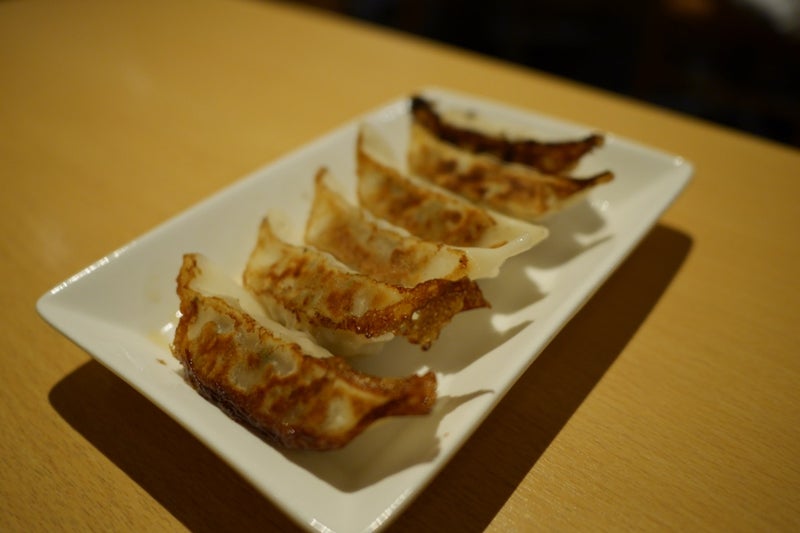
[171,253,437,451]
[356,128,549,249]
[407,96,614,221]
[307,166,547,285]
[243,217,488,356]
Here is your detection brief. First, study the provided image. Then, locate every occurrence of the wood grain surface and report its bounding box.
[1,1,798,531]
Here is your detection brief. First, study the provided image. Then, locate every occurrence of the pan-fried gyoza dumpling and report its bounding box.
[171,253,437,451]
[307,166,547,284]
[407,96,614,221]
[306,167,469,285]
[356,129,549,250]
[243,217,488,355]
[410,95,604,174]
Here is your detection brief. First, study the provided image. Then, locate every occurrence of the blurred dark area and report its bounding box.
[282,0,800,147]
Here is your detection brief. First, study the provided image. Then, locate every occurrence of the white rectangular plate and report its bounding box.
[38,87,692,532]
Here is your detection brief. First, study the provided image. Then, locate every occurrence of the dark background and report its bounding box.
[281,0,800,147]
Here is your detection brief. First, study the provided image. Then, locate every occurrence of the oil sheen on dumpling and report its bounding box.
[307,166,546,284]
[407,96,614,221]
[356,130,549,250]
[171,253,437,451]
[243,217,488,355]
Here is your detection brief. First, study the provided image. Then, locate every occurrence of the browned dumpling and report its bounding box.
[171,253,437,451]
[315,163,547,287]
[306,167,471,286]
[410,96,604,174]
[356,130,547,250]
[407,96,614,221]
[243,217,488,355]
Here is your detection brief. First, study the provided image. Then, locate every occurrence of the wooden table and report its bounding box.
[2,1,798,531]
